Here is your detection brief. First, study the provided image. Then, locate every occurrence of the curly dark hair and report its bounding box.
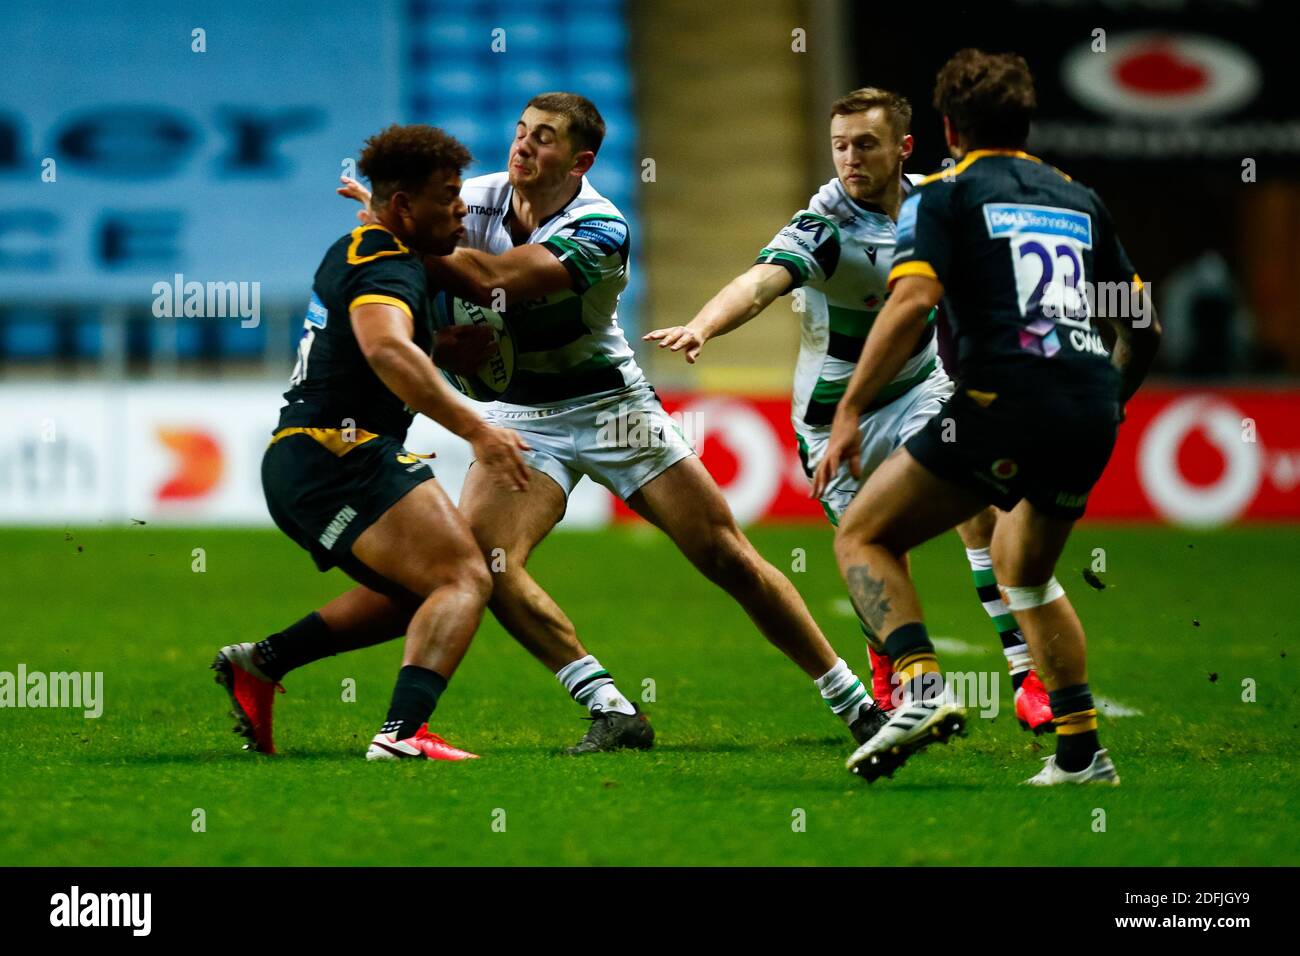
[933,49,1036,149]
[357,124,473,208]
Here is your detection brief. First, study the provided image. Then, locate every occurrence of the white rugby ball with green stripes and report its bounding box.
[433,292,515,402]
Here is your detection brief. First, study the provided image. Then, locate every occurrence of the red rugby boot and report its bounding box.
[212,642,284,754]
[366,724,479,761]
[1015,669,1055,735]
[868,647,897,712]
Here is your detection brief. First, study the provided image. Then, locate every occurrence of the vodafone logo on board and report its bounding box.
[1138,396,1261,527]
[1062,32,1261,123]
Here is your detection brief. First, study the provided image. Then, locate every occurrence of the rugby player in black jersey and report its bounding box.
[814,50,1161,784]
[212,125,529,761]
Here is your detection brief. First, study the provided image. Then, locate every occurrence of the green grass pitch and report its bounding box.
[1,523,1295,866]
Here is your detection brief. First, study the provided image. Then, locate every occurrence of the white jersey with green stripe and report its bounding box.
[755,174,941,443]
[460,171,647,408]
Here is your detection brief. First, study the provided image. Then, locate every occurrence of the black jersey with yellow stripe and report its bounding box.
[890,150,1141,401]
[276,225,433,440]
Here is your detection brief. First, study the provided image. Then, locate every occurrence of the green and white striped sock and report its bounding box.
[966,547,1032,690]
[556,654,636,715]
[815,657,869,722]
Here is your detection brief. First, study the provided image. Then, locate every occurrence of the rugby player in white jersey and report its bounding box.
[342,92,889,752]
[645,88,1052,731]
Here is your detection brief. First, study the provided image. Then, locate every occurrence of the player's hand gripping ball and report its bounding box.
[432,292,515,401]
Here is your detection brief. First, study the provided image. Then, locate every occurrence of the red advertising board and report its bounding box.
[616,388,1300,526]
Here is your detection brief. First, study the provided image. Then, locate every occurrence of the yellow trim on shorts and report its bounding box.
[269,427,379,457]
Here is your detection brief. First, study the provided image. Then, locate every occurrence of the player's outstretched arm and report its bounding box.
[350,302,531,490]
[644,263,792,364]
[425,246,572,307]
[810,275,940,498]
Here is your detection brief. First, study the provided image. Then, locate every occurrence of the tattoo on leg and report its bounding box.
[846,565,891,636]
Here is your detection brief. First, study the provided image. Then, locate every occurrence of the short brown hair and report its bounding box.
[358,124,472,208]
[830,87,912,142]
[933,49,1036,149]
[526,92,606,155]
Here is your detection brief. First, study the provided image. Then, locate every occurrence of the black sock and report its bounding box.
[381,665,448,740]
[1050,683,1101,772]
[255,612,334,682]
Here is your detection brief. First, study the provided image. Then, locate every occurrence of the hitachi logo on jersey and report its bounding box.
[983,204,1093,247]
[467,205,503,216]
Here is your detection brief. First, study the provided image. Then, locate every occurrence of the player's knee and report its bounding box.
[831,533,865,577]
[458,557,494,606]
[1000,577,1065,610]
[991,546,1050,589]
[959,507,997,548]
[834,517,900,566]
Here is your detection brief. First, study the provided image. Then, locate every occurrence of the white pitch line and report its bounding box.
[930,637,990,656]
[1095,695,1143,717]
[829,600,990,656]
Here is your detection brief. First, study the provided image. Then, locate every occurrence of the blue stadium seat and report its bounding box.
[569,69,631,100]
[588,166,632,202]
[72,318,100,358]
[2,316,57,359]
[426,68,491,104]
[500,62,562,100]
[220,319,265,358]
[563,17,627,55]
[411,13,488,52]
[176,320,205,360]
[498,15,560,53]
[439,114,491,147]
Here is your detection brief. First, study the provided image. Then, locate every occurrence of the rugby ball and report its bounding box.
[432,292,515,402]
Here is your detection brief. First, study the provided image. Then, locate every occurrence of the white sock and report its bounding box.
[966,546,1032,677]
[555,654,636,715]
[815,658,869,720]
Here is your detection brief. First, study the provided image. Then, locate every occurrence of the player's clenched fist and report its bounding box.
[643,325,706,363]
